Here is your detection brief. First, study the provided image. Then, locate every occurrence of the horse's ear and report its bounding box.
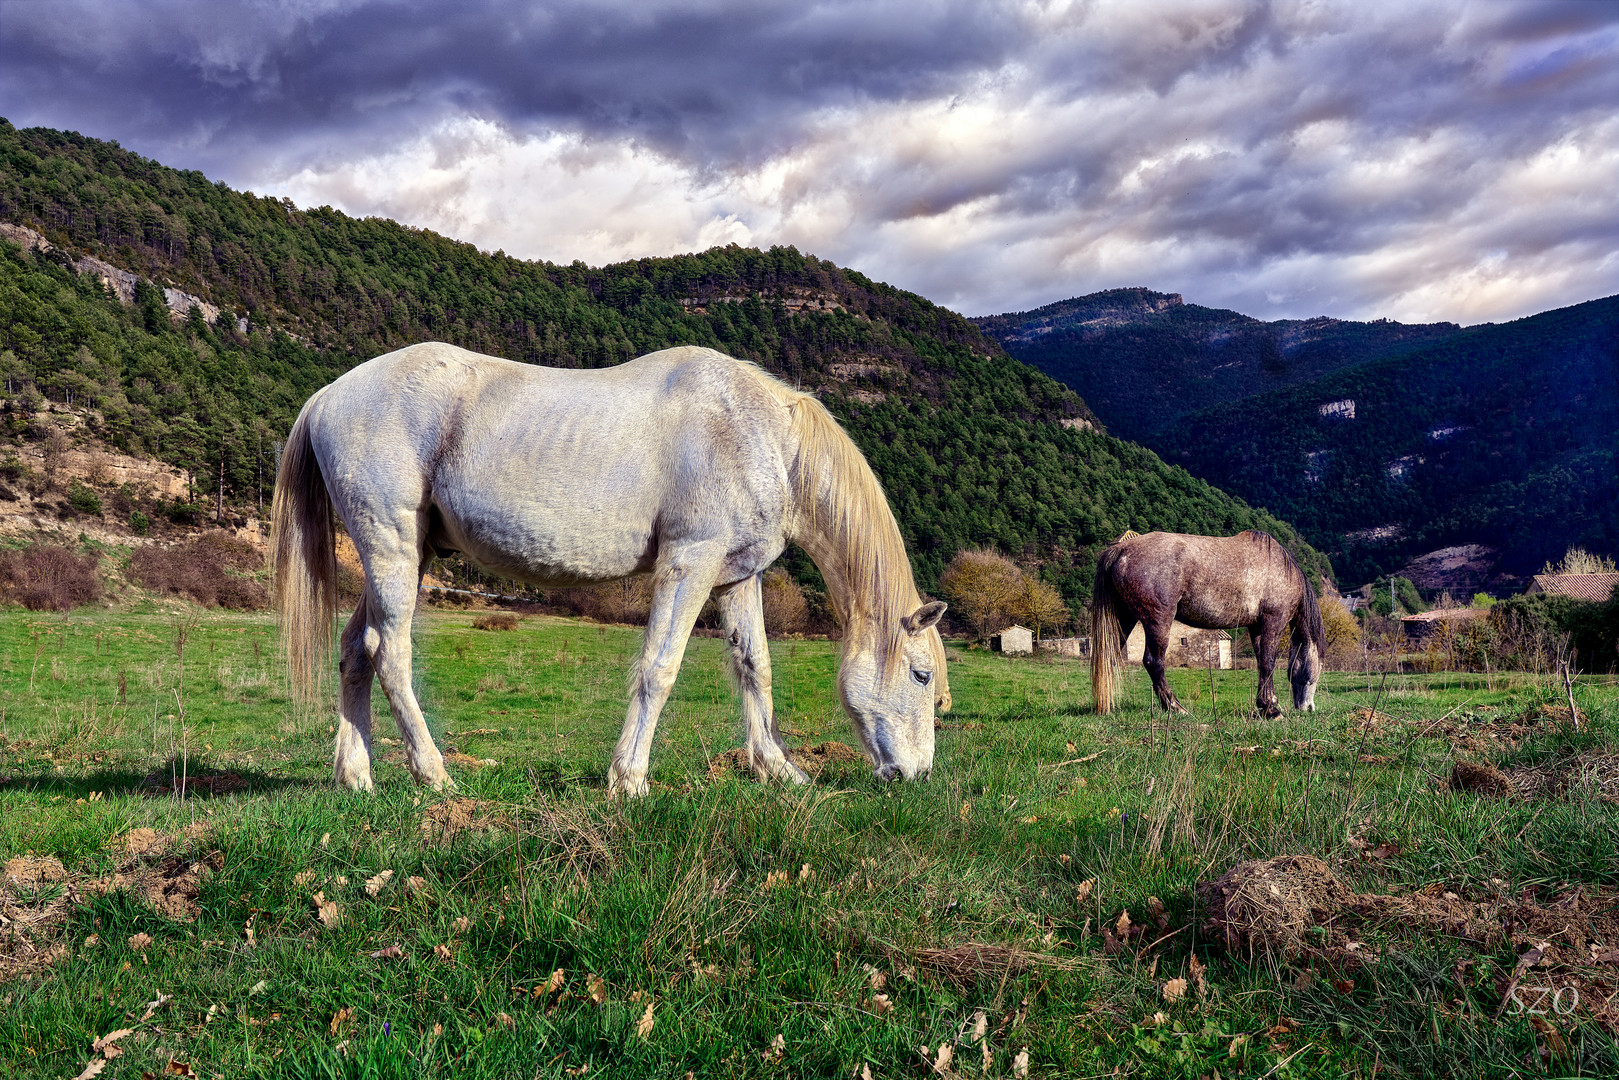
[902,600,947,635]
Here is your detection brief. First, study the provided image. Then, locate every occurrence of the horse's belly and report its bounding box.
[435,500,658,586]
[1175,597,1259,629]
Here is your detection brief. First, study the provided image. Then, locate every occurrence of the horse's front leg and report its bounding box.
[608,544,725,797]
[715,574,809,786]
[1252,619,1284,719]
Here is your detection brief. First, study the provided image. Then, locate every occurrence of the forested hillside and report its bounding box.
[0,120,1329,607]
[975,288,1462,443]
[1160,297,1619,587]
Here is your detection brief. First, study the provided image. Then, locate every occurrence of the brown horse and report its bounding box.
[1091,530,1323,716]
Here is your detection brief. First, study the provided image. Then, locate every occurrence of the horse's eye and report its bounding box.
[912,669,932,686]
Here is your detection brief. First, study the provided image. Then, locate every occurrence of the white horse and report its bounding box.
[272,342,949,796]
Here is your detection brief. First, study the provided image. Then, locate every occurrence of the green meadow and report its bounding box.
[2,605,1617,1078]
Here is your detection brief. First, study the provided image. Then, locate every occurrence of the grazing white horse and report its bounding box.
[273,342,949,795]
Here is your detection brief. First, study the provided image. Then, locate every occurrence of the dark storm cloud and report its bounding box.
[0,0,1021,172]
[2,1,1616,323]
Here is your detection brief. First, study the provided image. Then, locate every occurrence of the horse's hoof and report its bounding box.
[336,769,375,793]
[607,764,650,798]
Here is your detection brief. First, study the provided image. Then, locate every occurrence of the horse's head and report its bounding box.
[840,600,947,782]
[1289,637,1321,711]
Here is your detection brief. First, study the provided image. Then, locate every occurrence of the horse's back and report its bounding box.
[1111,529,1297,628]
[305,343,797,586]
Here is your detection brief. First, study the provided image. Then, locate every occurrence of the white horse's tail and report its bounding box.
[271,402,336,704]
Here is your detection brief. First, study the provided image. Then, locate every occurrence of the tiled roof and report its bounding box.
[1401,607,1490,623]
[1526,573,1619,602]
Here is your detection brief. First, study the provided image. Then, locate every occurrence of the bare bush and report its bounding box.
[761,568,808,634]
[1319,595,1362,668]
[131,531,268,609]
[472,612,520,631]
[0,544,102,611]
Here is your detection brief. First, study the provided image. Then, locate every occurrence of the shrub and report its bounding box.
[67,480,102,516]
[0,544,102,611]
[939,548,1022,639]
[472,612,520,631]
[129,510,151,536]
[166,502,202,525]
[130,531,268,609]
[761,568,808,634]
[1319,595,1362,667]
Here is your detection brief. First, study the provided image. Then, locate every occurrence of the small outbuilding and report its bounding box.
[1125,621,1232,669]
[1525,573,1619,602]
[990,624,1034,656]
[1037,636,1090,659]
[1401,606,1491,642]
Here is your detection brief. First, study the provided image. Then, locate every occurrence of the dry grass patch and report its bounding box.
[1451,751,1619,803]
[419,797,514,843]
[472,612,521,632]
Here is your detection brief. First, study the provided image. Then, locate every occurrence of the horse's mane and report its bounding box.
[751,369,923,673]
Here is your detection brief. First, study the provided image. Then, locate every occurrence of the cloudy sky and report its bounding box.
[3,0,1616,323]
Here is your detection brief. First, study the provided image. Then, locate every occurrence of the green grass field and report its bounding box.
[2,604,1617,1078]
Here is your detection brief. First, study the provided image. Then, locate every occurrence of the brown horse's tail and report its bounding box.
[271,401,336,704]
[1091,546,1127,714]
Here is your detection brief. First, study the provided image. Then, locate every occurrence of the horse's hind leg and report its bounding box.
[333,597,377,791]
[359,544,450,790]
[1142,618,1186,713]
[609,543,726,797]
[1252,618,1284,718]
[716,574,809,786]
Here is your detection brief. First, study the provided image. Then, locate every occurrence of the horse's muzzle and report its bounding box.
[875,763,900,781]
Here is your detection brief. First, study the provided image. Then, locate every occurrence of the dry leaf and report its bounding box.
[970,1009,987,1042]
[91,1029,134,1059]
[1066,741,1077,754]
[243,918,255,947]
[1147,896,1167,925]
[140,992,171,1022]
[1075,878,1096,904]
[432,1023,444,1037]
[249,980,268,995]
[71,1061,108,1080]
[406,875,428,894]
[320,832,330,847]
[364,870,394,896]
[586,973,608,1005]
[452,916,471,934]
[865,964,887,992]
[313,892,343,929]
[433,943,453,962]
[330,1007,352,1036]
[960,801,971,820]
[1058,854,1071,865]
[763,868,789,889]
[1116,910,1132,935]
[799,862,811,880]
[334,875,349,886]
[565,1065,589,1077]
[860,1065,873,1080]
[869,993,892,1014]
[167,1062,193,1077]
[636,1001,656,1040]
[761,1032,783,1061]
[1162,977,1188,1004]
[930,1044,953,1074]
[127,932,152,952]
[294,870,316,887]
[1012,1048,1030,1077]
[496,1011,516,1031]
[1188,954,1206,997]
[543,969,566,996]
[370,944,405,960]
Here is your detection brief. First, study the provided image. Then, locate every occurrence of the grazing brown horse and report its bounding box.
[1091,530,1323,717]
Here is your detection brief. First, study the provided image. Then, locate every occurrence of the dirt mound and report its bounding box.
[1,828,220,977]
[1201,856,1619,987]
[1198,855,1354,959]
[1520,702,1585,726]
[420,797,512,842]
[1450,752,1619,803]
[706,741,866,781]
